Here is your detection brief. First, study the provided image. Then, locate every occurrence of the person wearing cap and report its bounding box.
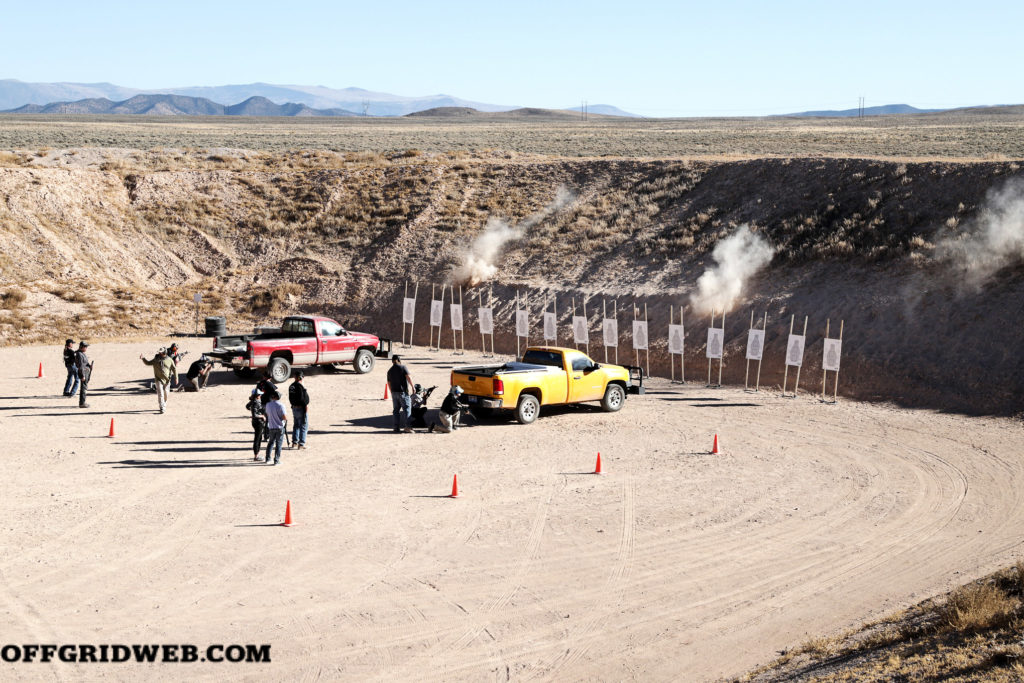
[386,355,415,433]
[430,385,468,434]
[74,341,94,408]
[176,355,213,392]
[140,347,178,414]
[263,388,288,465]
[288,371,309,449]
[62,339,79,397]
[246,386,267,460]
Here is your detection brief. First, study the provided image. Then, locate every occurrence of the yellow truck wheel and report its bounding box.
[601,384,625,412]
[515,394,540,424]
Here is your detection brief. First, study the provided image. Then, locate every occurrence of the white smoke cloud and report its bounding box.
[689,226,774,316]
[451,186,573,286]
[936,179,1024,289]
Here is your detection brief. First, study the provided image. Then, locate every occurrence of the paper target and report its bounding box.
[603,318,618,347]
[449,304,463,331]
[402,297,416,324]
[706,328,723,359]
[746,329,765,361]
[823,338,842,372]
[668,324,684,355]
[515,310,529,338]
[632,320,648,350]
[478,307,494,335]
[572,316,588,344]
[543,312,556,340]
[786,334,805,367]
[429,300,443,327]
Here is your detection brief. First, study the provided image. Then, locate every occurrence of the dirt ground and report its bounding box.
[1,340,1022,682]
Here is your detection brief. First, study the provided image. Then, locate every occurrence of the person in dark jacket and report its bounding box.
[176,356,213,392]
[410,384,436,429]
[255,373,277,409]
[386,355,414,433]
[62,339,79,397]
[288,371,310,449]
[246,387,267,460]
[75,341,93,408]
[430,386,468,434]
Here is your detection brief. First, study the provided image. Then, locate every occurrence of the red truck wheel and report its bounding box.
[354,349,375,374]
[268,357,292,383]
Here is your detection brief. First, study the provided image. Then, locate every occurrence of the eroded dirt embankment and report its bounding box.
[0,156,1021,414]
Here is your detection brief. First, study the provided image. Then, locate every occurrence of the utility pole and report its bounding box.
[858,96,865,118]
[362,100,370,116]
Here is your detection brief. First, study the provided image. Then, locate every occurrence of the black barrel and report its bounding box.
[204,316,226,337]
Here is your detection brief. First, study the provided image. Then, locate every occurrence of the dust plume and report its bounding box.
[451,186,573,286]
[689,226,774,315]
[936,179,1024,289]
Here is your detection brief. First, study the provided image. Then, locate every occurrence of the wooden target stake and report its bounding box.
[582,297,589,357]
[821,319,845,404]
[744,310,754,390]
[833,320,844,403]
[717,308,725,388]
[755,311,767,392]
[793,314,808,395]
[644,302,650,379]
[516,290,521,360]
[602,299,609,363]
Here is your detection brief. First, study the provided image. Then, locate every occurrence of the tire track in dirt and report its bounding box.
[364,475,564,681]
[528,471,637,680]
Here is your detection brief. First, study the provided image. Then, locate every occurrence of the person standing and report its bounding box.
[288,371,310,450]
[62,339,79,397]
[246,387,267,461]
[140,348,178,414]
[386,355,414,433]
[263,389,288,465]
[75,341,93,408]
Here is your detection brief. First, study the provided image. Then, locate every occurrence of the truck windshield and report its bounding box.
[281,319,315,336]
[522,350,563,367]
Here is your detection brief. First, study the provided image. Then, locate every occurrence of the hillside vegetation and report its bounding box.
[1,149,1021,414]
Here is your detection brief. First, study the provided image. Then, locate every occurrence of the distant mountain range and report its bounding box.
[0,79,648,118]
[783,104,947,117]
[0,79,520,116]
[6,94,361,117]
[567,104,641,118]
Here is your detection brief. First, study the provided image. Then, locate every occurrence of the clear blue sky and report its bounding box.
[4,0,1022,116]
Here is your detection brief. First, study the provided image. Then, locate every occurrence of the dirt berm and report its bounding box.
[1,155,1021,414]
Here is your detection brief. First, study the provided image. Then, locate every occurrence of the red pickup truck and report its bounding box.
[209,315,392,382]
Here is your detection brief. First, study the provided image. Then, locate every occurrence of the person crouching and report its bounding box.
[430,386,467,434]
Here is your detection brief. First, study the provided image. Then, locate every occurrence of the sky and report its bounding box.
[3,0,1022,117]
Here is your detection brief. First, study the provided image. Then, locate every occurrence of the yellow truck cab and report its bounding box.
[451,346,643,424]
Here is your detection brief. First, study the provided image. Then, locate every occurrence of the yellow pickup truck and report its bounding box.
[451,346,644,424]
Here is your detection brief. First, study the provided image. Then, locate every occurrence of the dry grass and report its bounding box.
[246,283,303,314]
[45,286,91,304]
[0,288,27,309]
[743,563,1024,682]
[2,111,1024,160]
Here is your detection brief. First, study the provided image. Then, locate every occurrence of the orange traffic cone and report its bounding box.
[594,452,602,474]
[37,362,44,378]
[383,383,390,400]
[282,500,294,527]
[107,418,116,438]
[711,434,721,454]
[450,474,459,498]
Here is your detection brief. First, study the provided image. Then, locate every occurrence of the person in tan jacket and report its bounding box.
[140,347,178,414]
